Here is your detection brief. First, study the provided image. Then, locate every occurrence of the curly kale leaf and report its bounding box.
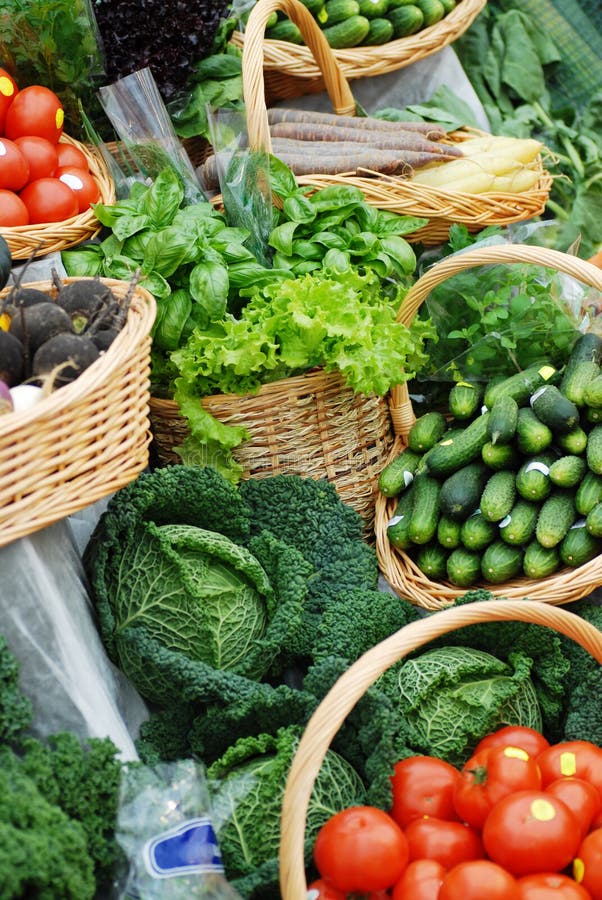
[0,634,33,747]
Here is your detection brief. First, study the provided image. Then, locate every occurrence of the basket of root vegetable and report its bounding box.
[374,243,602,609]
[201,0,552,246]
[232,0,486,101]
[0,261,156,547]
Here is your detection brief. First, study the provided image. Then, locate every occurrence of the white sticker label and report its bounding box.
[571,519,587,529]
[481,405,489,415]
[530,386,547,406]
[499,514,512,528]
[388,515,405,527]
[524,461,550,475]
[403,471,414,488]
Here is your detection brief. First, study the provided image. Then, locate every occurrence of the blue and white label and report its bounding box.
[143,817,224,879]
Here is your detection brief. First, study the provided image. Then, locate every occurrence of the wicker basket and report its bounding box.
[278,598,602,898]
[150,368,395,527]
[232,0,487,100]
[0,278,156,546]
[0,134,115,260]
[235,0,552,246]
[374,243,602,609]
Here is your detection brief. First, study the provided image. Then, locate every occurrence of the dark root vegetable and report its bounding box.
[90,328,120,352]
[0,331,25,386]
[4,287,51,309]
[32,334,100,387]
[8,303,73,354]
[56,280,117,334]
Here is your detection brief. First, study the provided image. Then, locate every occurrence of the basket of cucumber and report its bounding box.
[279,598,602,898]
[374,243,602,609]
[231,0,552,246]
[232,0,486,100]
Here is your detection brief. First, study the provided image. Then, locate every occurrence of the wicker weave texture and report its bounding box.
[278,598,602,898]
[0,135,115,260]
[0,278,156,546]
[150,368,394,527]
[238,0,552,245]
[374,244,602,609]
[233,0,487,90]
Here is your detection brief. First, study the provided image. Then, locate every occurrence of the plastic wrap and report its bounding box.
[116,760,242,899]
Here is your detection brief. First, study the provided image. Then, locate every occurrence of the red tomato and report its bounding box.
[313,806,409,893]
[392,859,447,900]
[55,165,99,212]
[19,177,78,224]
[55,142,89,170]
[439,860,520,900]
[307,880,389,900]
[0,189,29,226]
[0,68,18,133]
[0,138,29,191]
[482,790,581,877]
[391,755,461,827]
[5,85,64,143]
[13,136,58,182]
[574,828,602,900]
[517,872,592,900]
[475,726,551,760]
[405,816,484,869]
[545,777,602,840]
[454,745,543,830]
[537,742,602,797]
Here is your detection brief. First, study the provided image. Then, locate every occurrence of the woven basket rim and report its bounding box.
[232,0,486,78]
[0,134,115,258]
[0,277,156,434]
[278,598,602,899]
[375,243,602,609]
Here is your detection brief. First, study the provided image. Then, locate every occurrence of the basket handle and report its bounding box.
[242,0,357,155]
[388,244,602,438]
[279,598,602,899]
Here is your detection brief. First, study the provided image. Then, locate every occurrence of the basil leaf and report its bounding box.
[269,221,298,256]
[112,214,151,241]
[282,194,316,224]
[292,239,323,260]
[189,260,229,321]
[268,156,299,197]
[379,236,416,274]
[144,226,195,277]
[153,289,192,351]
[323,249,351,272]
[310,231,347,249]
[348,232,379,256]
[309,184,364,212]
[61,245,103,277]
[140,168,184,227]
[140,272,172,299]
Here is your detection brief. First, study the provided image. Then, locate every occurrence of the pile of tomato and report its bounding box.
[0,70,100,227]
[309,727,602,900]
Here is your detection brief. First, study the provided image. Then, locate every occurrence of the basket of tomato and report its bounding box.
[0,69,114,259]
[279,599,602,899]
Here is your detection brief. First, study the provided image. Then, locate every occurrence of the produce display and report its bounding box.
[381,332,602,586]
[262,0,464,47]
[0,72,100,227]
[308,726,602,898]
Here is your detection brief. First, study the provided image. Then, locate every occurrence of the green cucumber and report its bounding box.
[481,441,521,471]
[387,482,415,549]
[323,0,360,24]
[415,543,448,580]
[408,474,441,545]
[566,331,602,366]
[358,0,389,14]
[438,462,489,521]
[362,16,394,41]
[586,407,602,426]
[322,13,371,45]
[407,410,448,453]
[480,470,517,523]
[437,515,462,549]
[427,412,490,477]
[523,541,560,579]
[487,394,519,445]
[448,380,482,421]
[515,453,556,502]
[387,4,424,36]
[460,511,497,551]
[266,19,304,42]
[576,471,602,516]
[515,407,553,455]
[587,425,602,475]
[378,447,423,497]
[481,541,523,584]
[556,426,588,456]
[535,490,576,548]
[439,0,456,10]
[560,522,602,567]
[586,502,602,538]
[548,455,587,489]
[416,0,444,25]
[584,374,602,409]
[530,384,580,434]
[484,364,557,410]
[498,500,539,546]
[562,361,601,407]
[446,547,482,587]
[297,0,327,14]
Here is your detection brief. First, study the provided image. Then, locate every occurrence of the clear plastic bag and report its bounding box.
[116,760,242,899]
